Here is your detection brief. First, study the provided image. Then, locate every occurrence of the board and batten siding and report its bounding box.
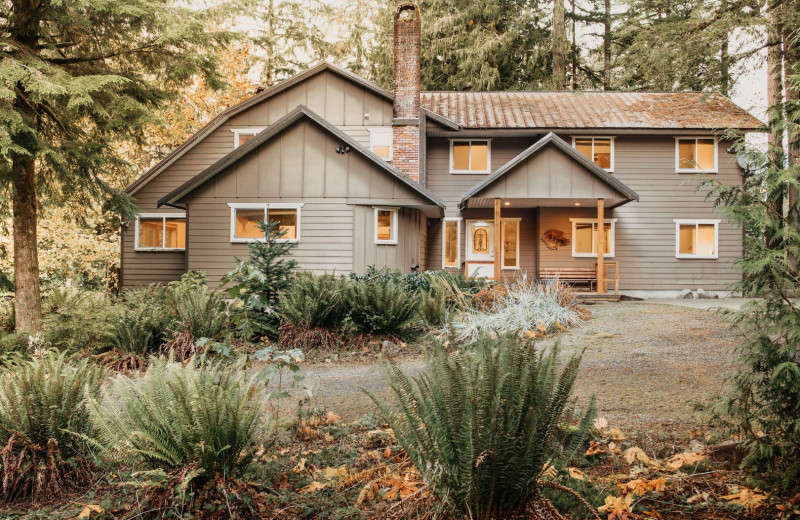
[122,69,394,287]
[353,206,426,274]
[181,117,433,285]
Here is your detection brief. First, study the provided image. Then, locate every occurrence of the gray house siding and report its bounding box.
[181,118,433,285]
[122,69,394,287]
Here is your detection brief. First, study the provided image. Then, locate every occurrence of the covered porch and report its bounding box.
[457,133,639,295]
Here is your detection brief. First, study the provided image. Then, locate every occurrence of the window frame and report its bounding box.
[442,217,462,269]
[673,219,720,259]
[674,136,718,173]
[231,128,266,148]
[134,212,187,251]
[374,207,399,245]
[500,217,521,270]
[569,218,617,258]
[368,127,393,161]
[449,139,492,174]
[227,202,303,243]
[571,136,615,172]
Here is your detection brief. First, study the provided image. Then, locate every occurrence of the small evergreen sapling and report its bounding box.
[222,219,298,339]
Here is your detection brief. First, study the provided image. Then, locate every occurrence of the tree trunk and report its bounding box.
[720,0,730,95]
[603,0,611,90]
[12,154,42,334]
[552,0,567,89]
[783,0,798,219]
[570,0,577,90]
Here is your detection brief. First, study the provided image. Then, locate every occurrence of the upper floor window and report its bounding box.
[450,139,490,174]
[674,219,719,259]
[228,203,302,243]
[374,207,398,244]
[135,213,186,251]
[369,128,392,161]
[675,137,717,173]
[570,218,616,258]
[573,136,614,171]
[231,128,265,149]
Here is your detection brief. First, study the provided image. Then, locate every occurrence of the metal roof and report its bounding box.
[420,91,762,130]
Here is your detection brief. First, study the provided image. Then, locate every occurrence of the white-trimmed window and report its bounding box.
[674,219,719,259]
[228,203,302,243]
[573,136,614,171]
[442,218,461,268]
[135,213,186,251]
[369,128,392,161]
[501,218,521,269]
[231,128,266,149]
[450,139,491,173]
[374,207,398,244]
[675,137,717,173]
[570,218,616,258]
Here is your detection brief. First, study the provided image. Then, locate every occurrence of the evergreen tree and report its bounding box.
[0,0,236,333]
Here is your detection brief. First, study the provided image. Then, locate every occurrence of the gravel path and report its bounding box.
[287,302,740,431]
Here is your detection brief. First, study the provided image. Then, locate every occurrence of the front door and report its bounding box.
[465,220,495,278]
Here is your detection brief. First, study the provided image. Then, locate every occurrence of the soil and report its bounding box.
[291,302,740,434]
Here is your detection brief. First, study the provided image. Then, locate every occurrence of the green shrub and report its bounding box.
[41,285,114,351]
[166,276,229,341]
[110,286,172,356]
[89,355,267,479]
[419,284,447,326]
[347,278,419,334]
[0,352,104,503]
[350,266,488,297]
[373,335,590,519]
[279,273,348,330]
[0,296,13,332]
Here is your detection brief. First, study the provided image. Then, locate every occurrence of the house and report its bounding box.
[122,3,761,297]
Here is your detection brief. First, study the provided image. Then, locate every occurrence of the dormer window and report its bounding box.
[573,136,614,171]
[231,128,265,149]
[369,128,392,160]
[450,140,491,174]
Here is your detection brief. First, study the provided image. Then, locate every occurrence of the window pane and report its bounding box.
[574,222,594,254]
[697,224,715,255]
[452,142,470,170]
[593,139,612,169]
[237,133,255,147]
[575,138,593,161]
[470,142,488,171]
[377,210,393,241]
[235,209,265,239]
[164,218,186,249]
[502,221,518,267]
[679,224,696,255]
[696,139,715,170]
[269,209,297,240]
[444,220,458,267]
[373,145,391,159]
[678,140,697,169]
[597,223,612,255]
[138,219,163,248]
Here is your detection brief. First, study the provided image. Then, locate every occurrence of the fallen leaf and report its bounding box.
[598,493,634,514]
[323,432,334,442]
[277,473,293,490]
[567,467,586,480]
[722,487,767,509]
[593,417,609,430]
[300,481,327,494]
[624,447,653,466]
[293,457,307,473]
[77,504,104,518]
[607,427,627,441]
[325,411,341,424]
[586,440,606,456]
[687,492,709,504]
[383,477,421,500]
[323,464,347,480]
[541,461,557,479]
[666,451,706,470]
[618,477,666,496]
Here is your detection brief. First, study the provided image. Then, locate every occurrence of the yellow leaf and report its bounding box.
[624,447,652,466]
[325,411,341,424]
[593,416,608,430]
[541,461,557,479]
[323,464,347,480]
[598,493,634,514]
[607,427,627,441]
[77,505,104,518]
[618,477,666,496]
[323,432,334,442]
[293,457,307,473]
[567,467,586,481]
[722,487,767,509]
[585,440,606,456]
[300,481,327,494]
[666,451,705,470]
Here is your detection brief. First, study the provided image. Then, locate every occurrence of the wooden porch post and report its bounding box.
[597,198,605,294]
[494,198,502,281]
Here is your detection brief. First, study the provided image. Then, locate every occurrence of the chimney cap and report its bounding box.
[394,2,419,21]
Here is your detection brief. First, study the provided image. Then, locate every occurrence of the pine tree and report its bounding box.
[0,0,236,333]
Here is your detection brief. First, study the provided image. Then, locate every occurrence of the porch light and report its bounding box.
[574,202,581,206]
[504,201,511,206]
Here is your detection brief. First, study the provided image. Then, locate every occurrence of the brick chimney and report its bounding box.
[392,2,421,182]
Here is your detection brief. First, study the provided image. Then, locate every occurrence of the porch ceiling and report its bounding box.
[463,196,629,209]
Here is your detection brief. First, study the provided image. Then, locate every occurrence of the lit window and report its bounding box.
[231,128,265,149]
[573,137,614,171]
[228,204,302,242]
[501,220,519,268]
[443,219,461,268]
[369,128,392,160]
[674,220,719,259]
[450,140,490,173]
[570,218,616,257]
[375,208,398,244]
[676,137,717,172]
[135,214,186,251]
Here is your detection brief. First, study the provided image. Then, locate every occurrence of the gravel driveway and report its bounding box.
[289,302,740,431]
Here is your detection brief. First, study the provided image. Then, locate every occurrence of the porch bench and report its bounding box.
[538,267,596,292]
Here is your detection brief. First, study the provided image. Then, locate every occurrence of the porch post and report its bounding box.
[494,198,502,281]
[597,198,605,294]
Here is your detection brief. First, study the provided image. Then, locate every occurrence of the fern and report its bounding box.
[347,279,419,334]
[88,355,267,479]
[372,335,588,519]
[279,273,348,330]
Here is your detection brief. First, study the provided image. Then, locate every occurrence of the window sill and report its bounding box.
[135,248,186,252]
[676,255,718,260]
[375,240,398,245]
[231,238,299,244]
[572,254,615,258]
[450,170,490,175]
[676,169,717,174]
